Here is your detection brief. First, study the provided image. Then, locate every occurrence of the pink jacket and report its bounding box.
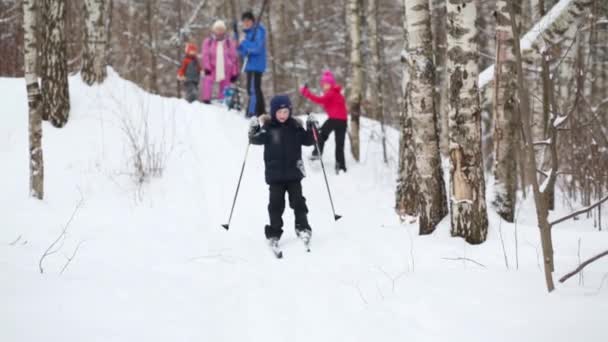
[201,36,239,80]
[300,85,348,121]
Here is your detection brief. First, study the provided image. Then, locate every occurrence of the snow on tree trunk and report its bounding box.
[347,0,362,162]
[446,0,489,244]
[41,0,70,128]
[404,0,448,234]
[82,0,107,85]
[492,0,518,222]
[23,0,44,199]
[395,0,418,218]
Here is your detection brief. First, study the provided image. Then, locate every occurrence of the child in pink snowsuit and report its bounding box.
[200,20,239,104]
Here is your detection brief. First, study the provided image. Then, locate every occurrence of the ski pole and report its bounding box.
[308,114,342,221]
[222,143,251,230]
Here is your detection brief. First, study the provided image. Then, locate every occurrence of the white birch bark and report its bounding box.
[82,0,107,85]
[40,0,70,128]
[23,0,44,199]
[396,0,418,218]
[347,0,362,161]
[404,0,448,234]
[492,0,518,222]
[446,0,489,244]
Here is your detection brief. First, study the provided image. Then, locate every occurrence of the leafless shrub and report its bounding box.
[39,198,83,274]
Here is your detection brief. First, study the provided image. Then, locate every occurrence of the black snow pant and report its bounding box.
[246,71,265,117]
[184,81,198,103]
[265,181,311,239]
[313,118,347,170]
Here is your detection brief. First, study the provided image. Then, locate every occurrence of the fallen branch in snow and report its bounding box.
[39,199,84,274]
[549,194,608,227]
[441,257,486,268]
[60,240,85,275]
[559,250,608,283]
[8,235,22,246]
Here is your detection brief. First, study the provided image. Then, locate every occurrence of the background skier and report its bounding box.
[238,11,267,117]
[300,70,348,173]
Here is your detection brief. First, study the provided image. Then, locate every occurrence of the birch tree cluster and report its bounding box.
[1,0,607,290]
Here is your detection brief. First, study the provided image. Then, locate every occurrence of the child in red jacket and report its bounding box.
[177,43,201,103]
[300,70,348,173]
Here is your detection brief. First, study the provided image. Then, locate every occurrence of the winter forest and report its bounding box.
[1,0,607,341]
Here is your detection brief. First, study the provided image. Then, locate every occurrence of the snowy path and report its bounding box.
[1,71,607,341]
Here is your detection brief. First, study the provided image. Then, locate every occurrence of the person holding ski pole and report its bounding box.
[238,11,267,117]
[200,20,239,104]
[300,70,348,174]
[248,95,317,258]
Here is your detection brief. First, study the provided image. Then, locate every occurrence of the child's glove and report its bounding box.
[230,74,239,83]
[248,117,260,137]
[299,84,311,96]
[204,69,212,76]
[306,115,318,130]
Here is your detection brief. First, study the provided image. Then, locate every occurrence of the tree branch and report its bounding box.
[559,250,608,283]
[39,199,84,274]
[550,194,608,227]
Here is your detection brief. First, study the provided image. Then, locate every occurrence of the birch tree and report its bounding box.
[396,0,418,218]
[23,0,44,199]
[41,0,70,128]
[82,0,107,85]
[367,0,388,164]
[347,0,363,161]
[446,0,488,244]
[492,0,518,222]
[404,0,448,234]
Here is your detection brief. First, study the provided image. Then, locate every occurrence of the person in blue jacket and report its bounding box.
[238,11,267,117]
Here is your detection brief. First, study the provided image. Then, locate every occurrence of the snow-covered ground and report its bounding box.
[1,70,607,342]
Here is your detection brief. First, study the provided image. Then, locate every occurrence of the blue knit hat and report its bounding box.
[270,95,292,119]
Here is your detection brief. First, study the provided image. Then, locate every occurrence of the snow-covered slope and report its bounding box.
[1,70,607,342]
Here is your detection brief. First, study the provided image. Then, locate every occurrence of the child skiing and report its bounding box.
[248,95,317,257]
[177,43,201,103]
[300,70,348,174]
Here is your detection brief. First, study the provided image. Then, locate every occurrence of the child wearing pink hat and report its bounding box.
[300,70,348,173]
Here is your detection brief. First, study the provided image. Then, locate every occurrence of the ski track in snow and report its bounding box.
[1,70,607,342]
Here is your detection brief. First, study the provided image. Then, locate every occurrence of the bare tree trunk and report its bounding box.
[105,0,114,65]
[492,0,518,222]
[266,7,278,95]
[347,0,362,161]
[82,0,107,85]
[430,0,449,156]
[404,0,448,234]
[41,0,70,128]
[446,0,489,244]
[395,0,418,218]
[367,0,387,164]
[23,0,44,199]
[509,0,555,292]
[145,0,158,94]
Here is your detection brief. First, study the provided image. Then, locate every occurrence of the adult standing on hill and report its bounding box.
[238,11,267,117]
[200,20,239,104]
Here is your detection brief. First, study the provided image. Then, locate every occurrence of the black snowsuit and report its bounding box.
[249,116,315,239]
